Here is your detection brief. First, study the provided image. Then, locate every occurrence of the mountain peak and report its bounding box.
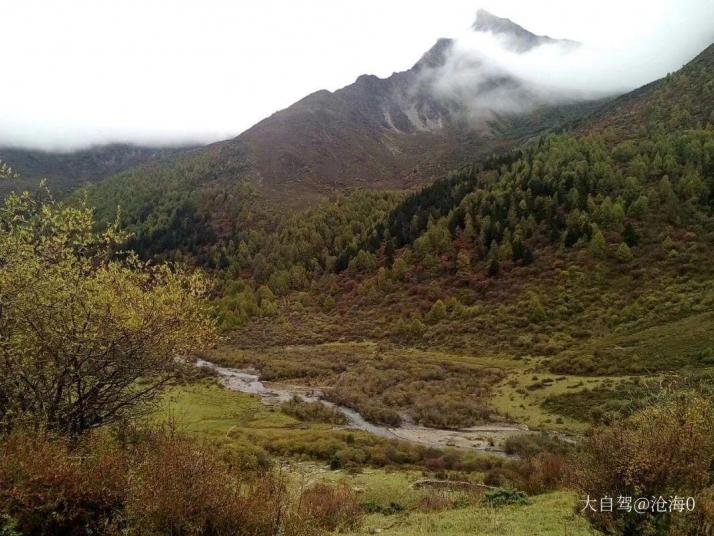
[472,9,578,53]
[413,37,454,70]
[472,9,530,36]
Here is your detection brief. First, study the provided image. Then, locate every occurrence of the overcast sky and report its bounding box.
[1,0,712,151]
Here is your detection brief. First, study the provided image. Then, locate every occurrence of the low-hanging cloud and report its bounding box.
[424,3,714,122]
[0,1,712,152]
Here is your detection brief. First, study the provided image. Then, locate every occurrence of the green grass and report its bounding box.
[343,491,597,536]
[153,383,388,467]
[287,464,597,535]
[154,382,372,450]
[490,362,632,432]
[153,384,598,535]
[152,383,301,466]
[292,466,435,513]
[152,383,501,472]
[552,311,714,375]
[155,382,297,435]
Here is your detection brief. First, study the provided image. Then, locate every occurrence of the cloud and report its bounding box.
[423,3,714,122]
[0,0,712,151]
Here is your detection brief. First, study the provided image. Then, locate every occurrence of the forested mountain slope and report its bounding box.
[219,43,714,388]
[82,10,604,244]
[574,43,714,136]
[0,143,187,197]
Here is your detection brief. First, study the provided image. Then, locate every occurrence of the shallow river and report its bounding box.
[196,358,529,455]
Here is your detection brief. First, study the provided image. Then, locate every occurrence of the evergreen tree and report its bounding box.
[456,250,471,276]
[615,242,633,262]
[589,228,607,259]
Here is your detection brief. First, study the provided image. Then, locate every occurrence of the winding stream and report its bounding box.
[196,358,528,455]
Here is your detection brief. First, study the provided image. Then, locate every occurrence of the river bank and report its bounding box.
[196,358,529,455]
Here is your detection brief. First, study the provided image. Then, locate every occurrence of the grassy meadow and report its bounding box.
[153,381,598,535]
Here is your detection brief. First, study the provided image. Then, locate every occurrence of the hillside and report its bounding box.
[233,10,588,200]
[574,43,714,136]
[65,18,714,443]
[212,42,714,430]
[82,11,606,261]
[224,10,592,200]
[0,143,187,197]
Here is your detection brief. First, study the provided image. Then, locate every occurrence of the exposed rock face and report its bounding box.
[471,9,579,52]
[229,10,586,200]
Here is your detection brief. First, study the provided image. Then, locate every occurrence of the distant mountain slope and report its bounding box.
[4,10,591,206]
[234,9,587,200]
[0,143,189,196]
[83,10,603,247]
[573,43,714,135]
[223,42,714,381]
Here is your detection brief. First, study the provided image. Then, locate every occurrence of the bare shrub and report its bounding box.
[571,392,714,535]
[484,433,570,495]
[126,432,290,536]
[1,429,362,536]
[0,431,128,535]
[294,483,362,532]
[520,452,568,494]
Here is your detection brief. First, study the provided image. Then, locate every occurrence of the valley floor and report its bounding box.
[154,310,713,536]
[154,343,630,535]
[346,492,597,536]
[154,380,600,535]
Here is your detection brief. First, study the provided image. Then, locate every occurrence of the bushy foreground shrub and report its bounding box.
[0,430,363,536]
[483,433,571,495]
[571,392,714,535]
[0,431,128,535]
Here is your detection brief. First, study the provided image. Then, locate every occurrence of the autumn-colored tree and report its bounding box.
[571,392,714,535]
[0,186,216,436]
[456,249,471,276]
[589,227,607,259]
[615,242,633,263]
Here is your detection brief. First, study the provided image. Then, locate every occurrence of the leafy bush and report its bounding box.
[0,192,216,436]
[280,396,347,424]
[483,488,529,507]
[360,499,405,515]
[0,429,363,536]
[571,392,714,535]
